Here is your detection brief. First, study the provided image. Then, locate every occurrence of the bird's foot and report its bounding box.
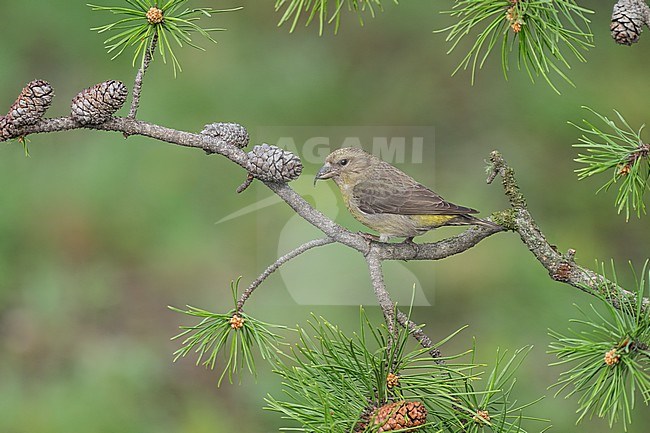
[356,232,380,250]
[358,231,380,242]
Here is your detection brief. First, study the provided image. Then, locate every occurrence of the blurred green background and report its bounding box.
[1,1,649,432]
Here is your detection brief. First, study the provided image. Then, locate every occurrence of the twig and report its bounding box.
[265,182,370,252]
[487,150,526,209]
[395,310,442,361]
[236,237,334,311]
[236,174,254,193]
[128,33,158,120]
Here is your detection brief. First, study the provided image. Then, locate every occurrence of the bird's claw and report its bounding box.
[402,237,419,256]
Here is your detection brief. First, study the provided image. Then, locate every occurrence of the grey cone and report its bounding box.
[71,80,128,125]
[247,143,302,182]
[201,122,250,149]
[0,116,16,142]
[611,0,646,45]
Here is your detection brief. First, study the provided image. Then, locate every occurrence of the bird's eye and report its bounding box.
[339,159,349,166]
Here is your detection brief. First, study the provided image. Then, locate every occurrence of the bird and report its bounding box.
[314,147,498,242]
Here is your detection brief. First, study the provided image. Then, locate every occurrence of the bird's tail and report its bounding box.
[453,214,502,230]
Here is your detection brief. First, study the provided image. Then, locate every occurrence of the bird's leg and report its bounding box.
[358,231,380,242]
[357,231,385,250]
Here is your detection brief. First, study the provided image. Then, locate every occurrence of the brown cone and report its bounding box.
[7,79,54,127]
[355,401,427,432]
[70,80,128,125]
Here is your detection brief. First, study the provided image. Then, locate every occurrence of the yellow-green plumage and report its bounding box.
[315,147,497,242]
[410,214,461,227]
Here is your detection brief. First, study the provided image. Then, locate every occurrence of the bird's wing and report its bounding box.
[352,163,478,215]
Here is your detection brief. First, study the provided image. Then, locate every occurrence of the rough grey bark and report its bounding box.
[128,34,158,120]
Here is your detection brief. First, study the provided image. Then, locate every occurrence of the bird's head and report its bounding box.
[314,147,373,187]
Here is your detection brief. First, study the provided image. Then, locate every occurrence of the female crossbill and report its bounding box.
[314,147,497,242]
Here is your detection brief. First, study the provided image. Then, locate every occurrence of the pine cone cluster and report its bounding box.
[355,401,427,432]
[201,122,250,148]
[246,143,302,182]
[70,80,128,125]
[611,0,647,45]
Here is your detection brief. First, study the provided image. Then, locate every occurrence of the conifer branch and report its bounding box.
[89,1,240,76]
[572,107,650,220]
[275,0,396,34]
[549,261,650,429]
[7,113,646,315]
[437,0,593,93]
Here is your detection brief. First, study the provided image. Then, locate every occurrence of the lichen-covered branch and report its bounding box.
[488,150,647,307]
[374,224,503,261]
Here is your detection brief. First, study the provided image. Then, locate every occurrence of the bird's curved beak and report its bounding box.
[314,163,335,186]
